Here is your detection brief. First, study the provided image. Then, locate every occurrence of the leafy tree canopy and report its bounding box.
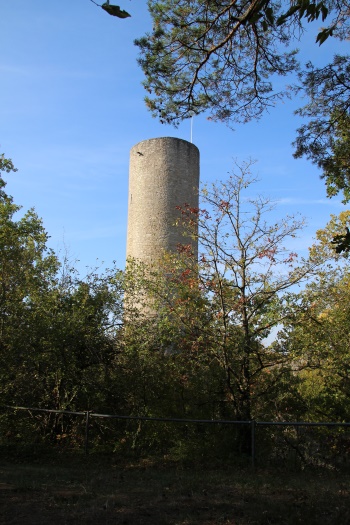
[0,154,124,415]
[135,0,349,126]
[124,162,320,428]
[294,56,350,203]
[275,266,350,421]
[307,210,350,259]
[0,153,17,175]
[135,0,350,239]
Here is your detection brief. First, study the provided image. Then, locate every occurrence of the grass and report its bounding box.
[1,451,350,524]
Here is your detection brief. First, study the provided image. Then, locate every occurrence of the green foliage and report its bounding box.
[293,57,350,203]
[101,2,131,18]
[0,156,125,446]
[0,156,60,401]
[273,213,350,422]
[3,151,350,461]
[123,162,319,454]
[136,0,300,125]
[276,0,332,40]
[309,210,350,260]
[0,153,17,175]
[275,262,350,422]
[90,0,131,18]
[135,1,350,205]
[135,1,348,126]
[331,227,350,254]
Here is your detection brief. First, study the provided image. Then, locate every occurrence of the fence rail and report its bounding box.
[2,405,350,468]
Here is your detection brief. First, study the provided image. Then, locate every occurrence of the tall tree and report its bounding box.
[0,154,59,352]
[0,156,124,445]
[0,155,59,405]
[272,212,350,422]
[128,162,320,437]
[274,271,350,422]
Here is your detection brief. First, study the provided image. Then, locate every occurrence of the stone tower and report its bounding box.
[126,137,200,264]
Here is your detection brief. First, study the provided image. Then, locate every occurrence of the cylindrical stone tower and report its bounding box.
[126,137,200,264]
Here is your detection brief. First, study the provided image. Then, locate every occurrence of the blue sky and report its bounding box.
[1,0,348,274]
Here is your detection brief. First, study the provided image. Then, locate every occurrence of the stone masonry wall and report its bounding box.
[126,137,200,264]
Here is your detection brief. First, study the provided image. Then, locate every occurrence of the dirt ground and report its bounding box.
[1,455,350,524]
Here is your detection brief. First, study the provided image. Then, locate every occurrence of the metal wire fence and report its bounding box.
[2,405,350,469]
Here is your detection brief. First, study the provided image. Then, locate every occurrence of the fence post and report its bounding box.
[251,420,256,469]
[84,411,90,456]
